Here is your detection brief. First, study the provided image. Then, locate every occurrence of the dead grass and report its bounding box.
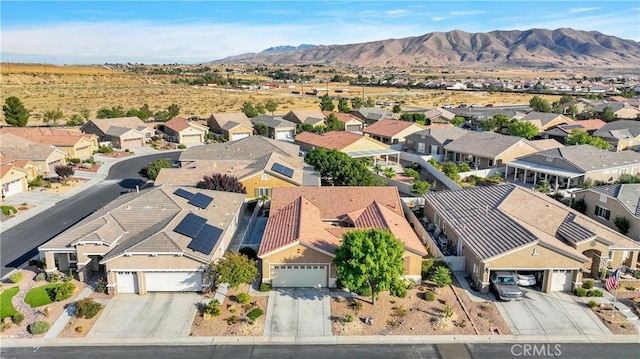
[591,303,638,335]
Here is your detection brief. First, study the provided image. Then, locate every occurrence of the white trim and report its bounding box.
[76,261,91,266]
[107,268,205,272]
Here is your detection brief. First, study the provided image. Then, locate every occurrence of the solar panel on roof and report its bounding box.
[187,224,223,255]
[173,188,195,200]
[562,124,583,129]
[188,193,214,209]
[173,213,207,238]
[271,163,294,178]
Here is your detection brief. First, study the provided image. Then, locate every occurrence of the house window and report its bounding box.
[488,159,494,167]
[608,251,613,261]
[545,156,553,162]
[473,263,479,275]
[594,205,610,220]
[68,253,77,263]
[620,168,628,175]
[430,145,438,155]
[417,143,426,153]
[261,173,269,180]
[392,138,399,144]
[599,194,607,203]
[255,187,271,197]
[403,257,410,274]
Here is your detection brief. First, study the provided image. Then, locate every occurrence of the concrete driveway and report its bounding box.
[264,288,332,337]
[494,288,610,335]
[87,293,200,338]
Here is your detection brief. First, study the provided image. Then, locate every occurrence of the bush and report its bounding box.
[582,280,594,289]
[204,299,222,317]
[75,326,84,333]
[343,313,354,323]
[35,273,46,281]
[12,313,24,325]
[46,282,75,302]
[236,293,251,304]
[239,247,258,260]
[47,272,62,283]
[97,145,113,154]
[247,308,264,321]
[421,259,434,279]
[424,291,436,301]
[28,176,43,188]
[587,300,598,309]
[430,266,452,287]
[443,304,453,319]
[226,315,239,325]
[574,287,587,297]
[28,259,45,269]
[625,285,637,291]
[458,162,471,172]
[28,321,51,334]
[67,158,81,165]
[588,289,603,297]
[95,277,108,294]
[259,283,271,292]
[74,298,102,319]
[177,144,187,149]
[350,300,363,312]
[390,281,407,298]
[9,272,23,283]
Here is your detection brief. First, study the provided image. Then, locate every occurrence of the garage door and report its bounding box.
[272,265,328,288]
[117,272,138,294]
[346,124,361,132]
[3,179,23,197]
[145,272,202,292]
[550,270,572,291]
[231,132,250,141]
[276,130,294,140]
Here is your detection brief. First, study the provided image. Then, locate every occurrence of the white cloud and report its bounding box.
[431,16,450,22]
[449,10,486,16]
[386,9,408,16]
[569,7,600,14]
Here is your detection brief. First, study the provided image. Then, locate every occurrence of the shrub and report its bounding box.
[74,298,102,319]
[28,321,51,334]
[247,308,264,321]
[75,326,84,333]
[424,291,436,301]
[390,281,408,298]
[457,318,466,328]
[204,299,222,317]
[95,277,108,294]
[421,259,434,279]
[67,158,81,165]
[443,304,453,319]
[239,247,258,260]
[259,283,271,292]
[343,313,354,323]
[589,289,604,297]
[458,162,471,172]
[391,305,407,318]
[574,287,587,297]
[34,273,46,281]
[47,282,75,302]
[625,285,637,291]
[29,259,46,269]
[349,300,363,312]
[582,280,594,289]
[177,144,187,149]
[430,266,452,287]
[9,272,23,283]
[97,145,113,154]
[587,300,598,309]
[226,315,239,325]
[47,272,62,283]
[12,313,24,325]
[387,319,399,327]
[236,293,251,304]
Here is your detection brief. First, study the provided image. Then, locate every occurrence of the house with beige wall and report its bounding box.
[38,187,245,294]
[0,133,67,178]
[362,119,424,145]
[208,113,254,142]
[258,187,427,288]
[518,112,574,131]
[0,155,32,198]
[163,116,208,144]
[592,120,640,152]
[424,185,640,294]
[250,115,297,142]
[322,111,364,132]
[573,184,640,241]
[283,110,326,127]
[81,117,154,149]
[0,128,98,160]
[443,132,539,170]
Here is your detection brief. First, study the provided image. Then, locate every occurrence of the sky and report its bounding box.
[2,0,639,64]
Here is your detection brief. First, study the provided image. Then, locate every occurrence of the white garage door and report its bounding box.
[145,272,202,292]
[276,130,294,140]
[550,270,573,291]
[231,133,250,141]
[3,179,23,197]
[346,124,361,132]
[272,265,328,288]
[117,272,138,294]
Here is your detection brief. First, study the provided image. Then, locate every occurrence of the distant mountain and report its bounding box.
[213,28,640,68]
[261,44,317,54]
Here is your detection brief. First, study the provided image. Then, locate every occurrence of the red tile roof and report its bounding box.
[258,187,426,257]
[295,131,381,151]
[0,127,90,147]
[321,111,363,124]
[164,116,191,132]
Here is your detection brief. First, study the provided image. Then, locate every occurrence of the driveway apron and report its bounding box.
[264,288,332,337]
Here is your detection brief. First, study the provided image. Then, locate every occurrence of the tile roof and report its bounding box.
[518,145,640,173]
[250,115,297,129]
[556,213,597,244]
[588,184,640,217]
[573,119,606,132]
[0,127,92,147]
[362,119,423,137]
[444,132,529,158]
[294,131,387,151]
[322,111,363,124]
[0,134,65,161]
[84,117,146,134]
[529,139,565,151]
[209,113,254,130]
[259,186,426,257]
[405,127,467,146]
[179,136,300,162]
[592,120,640,140]
[164,116,192,132]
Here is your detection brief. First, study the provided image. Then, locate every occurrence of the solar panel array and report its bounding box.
[187,224,223,254]
[173,188,195,200]
[173,213,207,238]
[271,163,294,178]
[188,193,214,209]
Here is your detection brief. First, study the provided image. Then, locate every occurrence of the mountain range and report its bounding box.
[214,28,640,68]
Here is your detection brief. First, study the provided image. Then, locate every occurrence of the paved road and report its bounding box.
[2,343,638,359]
[0,152,180,277]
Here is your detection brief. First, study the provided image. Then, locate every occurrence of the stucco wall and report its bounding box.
[261,244,335,281]
[105,254,204,271]
[242,172,297,199]
[576,191,640,241]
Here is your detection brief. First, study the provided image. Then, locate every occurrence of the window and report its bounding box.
[68,253,77,263]
[417,142,425,153]
[608,251,613,261]
[392,138,399,144]
[255,187,271,197]
[473,263,479,275]
[594,205,610,220]
[599,194,607,203]
[261,173,269,180]
[545,156,553,162]
[488,159,494,167]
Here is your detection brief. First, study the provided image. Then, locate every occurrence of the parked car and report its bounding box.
[490,271,523,301]
[470,103,479,108]
[485,103,494,107]
[515,271,537,286]
[457,104,468,108]
[442,104,452,109]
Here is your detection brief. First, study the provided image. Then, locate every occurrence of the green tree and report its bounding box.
[319,94,335,111]
[558,95,575,104]
[264,99,278,116]
[54,164,75,184]
[43,108,64,126]
[305,148,375,186]
[337,98,351,113]
[613,216,630,235]
[3,96,29,127]
[551,102,564,114]
[351,97,364,110]
[566,129,610,149]
[364,97,375,107]
[255,102,266,115]
[600,106,615,121]
[241,101,259,118]
[324,113,344,131]
[566,104,579,118]
[143,159,171,181]
[392,104,402,113]
[529,95,552,112]
[254,121,268,136]
[96,106,126,119]
[66,114,85,126]
[333,229,405,305]
[411,180,431,195]
[138,104,153,121]
[508,121,539,139]
[383,167,396,178]
[210,252,258,290]
[479,114,511,132]
[167,104,180,118]
[442,162,460,181]
[450,116,465,127]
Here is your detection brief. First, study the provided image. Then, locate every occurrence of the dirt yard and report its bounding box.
[42,178,87,195]
[0,203,34,222]
[57,292,111,338]
[330,280,510,336]
[190,285,268,336]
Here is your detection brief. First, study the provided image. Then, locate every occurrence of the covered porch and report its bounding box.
[505,160,583,190]
[346,148,401,166]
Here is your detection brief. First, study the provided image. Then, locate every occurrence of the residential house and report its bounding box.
[258,186,428,288]
[0,155,30,198]
[0,127,98,160]
[424,185,640,294]
[443,132,539,170]
[81,117,155,150]
[417,108,457,125]
[321,111,364,132]
[541,119,606,144]
[404,126,467,156]
[593,102,640,120]
[154,136,320,199]
[592,120,640,152]
[38,187,245,294]
[250,115,297,142]
[506,145,640,189]
[207,113,254,142]
[0,133,67,178]
[294,131,399,164]
[518,112,574,131]
[283,110,326,127]
[362,119,424,146]
[573,184,640,241]
[163,116,209,144]
[449,108,527,130]
[350,107,394,125]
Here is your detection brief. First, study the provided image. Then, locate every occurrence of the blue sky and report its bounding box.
[2,1,639,64]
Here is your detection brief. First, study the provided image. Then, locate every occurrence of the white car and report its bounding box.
[514,271,536,286]
[442,104,452,109]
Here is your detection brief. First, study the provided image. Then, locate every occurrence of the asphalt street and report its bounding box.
[0,152,180,277]
[2,343,638,359]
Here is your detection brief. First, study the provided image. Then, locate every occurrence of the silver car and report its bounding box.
[490,271,523,301]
